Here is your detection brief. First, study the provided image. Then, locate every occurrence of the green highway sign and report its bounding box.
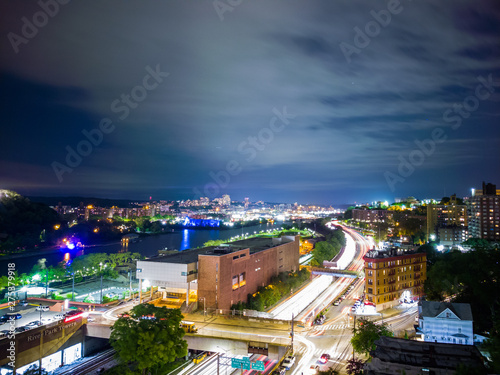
[231,358,251,370]
[251,361,265,371]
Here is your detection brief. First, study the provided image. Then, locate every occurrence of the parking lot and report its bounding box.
[0,302,73,338]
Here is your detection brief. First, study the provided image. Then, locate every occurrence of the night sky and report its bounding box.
[1,1,499,205]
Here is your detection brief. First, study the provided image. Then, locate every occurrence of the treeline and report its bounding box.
[424,242,499,333]
[0,252,142,291]
[231,269,310,311]
[0,191,60,252]
[311,225,346,267]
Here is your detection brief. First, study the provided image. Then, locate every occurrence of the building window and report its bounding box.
[239,272,246,287]
[232,276,239,290]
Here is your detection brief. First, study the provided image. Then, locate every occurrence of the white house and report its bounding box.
[417,301,474,345]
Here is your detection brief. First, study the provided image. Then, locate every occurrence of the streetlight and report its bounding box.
[39,304,43,323]
[216,346,231,375]
[199,297,206,319]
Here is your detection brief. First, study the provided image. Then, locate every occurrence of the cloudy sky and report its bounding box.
[0,1,499,204]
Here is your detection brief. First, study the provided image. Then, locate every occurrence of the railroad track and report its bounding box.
[57,348,116,375]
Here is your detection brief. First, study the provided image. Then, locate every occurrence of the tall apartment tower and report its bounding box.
[469,182,500,241]
[426,194,468,245]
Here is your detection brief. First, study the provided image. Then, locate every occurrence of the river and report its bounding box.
[0,222,285,274]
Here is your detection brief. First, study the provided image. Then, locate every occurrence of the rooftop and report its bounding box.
[419,300,473,321]
[364,247,425,260]
[367,336,484,372]
[143,235,296,263]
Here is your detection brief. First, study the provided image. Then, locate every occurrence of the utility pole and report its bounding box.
[352,314,356,360]
[291,313,294,354]
[45,268,48,297]
[129,268,132,298]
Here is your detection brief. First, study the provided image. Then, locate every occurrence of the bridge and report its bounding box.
[86,322,289,360]
[309,267,359,278]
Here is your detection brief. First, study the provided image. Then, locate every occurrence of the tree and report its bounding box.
[346,357,365,375]
[21,365,49,375]
[110,304,188,375]
[351,318,393,356]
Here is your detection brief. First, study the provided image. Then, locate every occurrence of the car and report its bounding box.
[54,314,65,320]
[40,317,53,324]
[26,320,41,327]
[18,300,29,307]
[14,326,29,333]
[306,365,319,375]
[0,330,9,338]
[36,305,50,312]
[105,293,115,298]
[319,353,331,364]
[272,367,286,375]
[0,316,8,324]
[7,313,22,320]
[282,355,295,370]
[333,300,340,306]
[65,310,81,316]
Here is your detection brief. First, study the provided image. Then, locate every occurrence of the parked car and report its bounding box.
[282,355,295,370]
[65,310,82,316]
[319,353,331,364]
[14,326,29,333]
[18,300,29,307]
[27,320,41,327]
[306,365,319,375]
[54,314,65,320]
[333,299,340,306]
[272,367,286,375]
[0,316,9,324]
[40,317,53,325]
[36,305,50,312]
[0,330,10,338]
[7,313,22,320]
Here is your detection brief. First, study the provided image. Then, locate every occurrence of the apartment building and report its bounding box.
[363,248,426,311]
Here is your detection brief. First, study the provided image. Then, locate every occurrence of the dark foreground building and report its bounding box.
[364,336,485,375]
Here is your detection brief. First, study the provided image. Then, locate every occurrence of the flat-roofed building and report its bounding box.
[136,235,300,312]
[363,248,426,311]
[364,336,485,375]
[469,182,500,241]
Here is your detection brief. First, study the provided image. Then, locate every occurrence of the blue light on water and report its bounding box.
[181,229,190,250]
[181,216,220,228]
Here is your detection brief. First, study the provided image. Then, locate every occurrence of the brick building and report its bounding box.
[136,235,300,312]
[363,248,426,311]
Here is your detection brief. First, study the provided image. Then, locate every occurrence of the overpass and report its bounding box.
[86,322,289,360]
[309,267,359,278]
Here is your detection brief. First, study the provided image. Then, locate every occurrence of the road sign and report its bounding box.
[251,361,265,371]
[231,358,250,370]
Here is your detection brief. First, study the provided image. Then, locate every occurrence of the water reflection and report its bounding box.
[181,229,190,250]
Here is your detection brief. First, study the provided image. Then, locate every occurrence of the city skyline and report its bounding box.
[1,1,499,205]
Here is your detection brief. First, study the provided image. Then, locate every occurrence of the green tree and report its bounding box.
[346,357,364,375]
[351,318,393,356]
[110,304,188,375]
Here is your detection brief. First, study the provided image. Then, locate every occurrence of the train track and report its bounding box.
[57,348,117,375]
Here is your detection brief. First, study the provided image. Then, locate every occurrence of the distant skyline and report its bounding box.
[1,1,499,205]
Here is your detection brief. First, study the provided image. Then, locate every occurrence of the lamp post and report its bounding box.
[99,262,103,304]
[216,346,230,375]
[39,304,42,323]
[199,297,206,319]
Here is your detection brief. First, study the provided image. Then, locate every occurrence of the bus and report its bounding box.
[180,321,197,333]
